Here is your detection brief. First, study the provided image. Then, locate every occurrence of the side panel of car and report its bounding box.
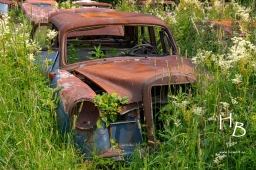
[50,69,112,156]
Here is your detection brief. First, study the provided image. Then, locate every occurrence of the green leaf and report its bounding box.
[96,120,102,129]
[102,117,108,122]
[106,120,110,127]
[110,138,116,144]
[120,96,129,104]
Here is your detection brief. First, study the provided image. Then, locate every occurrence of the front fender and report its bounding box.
[50,69,111,156]
[51,69,97,133]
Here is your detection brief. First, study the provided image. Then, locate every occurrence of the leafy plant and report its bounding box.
[94,93,129,128]
[67,43,79,63]
[88,45,106,59]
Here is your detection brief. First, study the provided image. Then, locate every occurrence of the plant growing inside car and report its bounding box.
[88,45,106,59]
[94,93,129,128]
[67,43,79,64]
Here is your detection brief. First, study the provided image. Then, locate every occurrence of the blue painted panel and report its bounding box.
[73,126,110,157]
[110,120,143,158]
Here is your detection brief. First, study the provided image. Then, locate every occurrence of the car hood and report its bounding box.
[74,56,196,103]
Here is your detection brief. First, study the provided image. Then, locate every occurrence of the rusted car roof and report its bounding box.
[51,11,170,34]
[22,3,57,23]
[25,0,58,6]
[74,1,112,8]
[23,3,114,24]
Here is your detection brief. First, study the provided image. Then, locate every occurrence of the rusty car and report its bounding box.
[31,10,197,159]
[208,19,256,37]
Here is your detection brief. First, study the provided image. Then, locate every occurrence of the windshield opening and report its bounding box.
[65,25,173,64]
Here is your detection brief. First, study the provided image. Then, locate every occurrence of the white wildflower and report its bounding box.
[220,102,229,111]
[192,50,212,65]
[218,59,233,70]
[214,153,226,164]
[207,116,216,121]
[173,100,189,109]
[46,29,58,41]
[231,74,242,84]
[28,53,35,61]
[231,98,238,105]
[252,63,256,70]
[181,100,189,107]
[233,3,251,22]
[173,118,181,127]
[192,107,204,115]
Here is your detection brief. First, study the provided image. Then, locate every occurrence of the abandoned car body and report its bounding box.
[208,19,256,36]
[34,11,196,159]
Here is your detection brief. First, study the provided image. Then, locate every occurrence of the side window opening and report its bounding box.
[33,25,50,49]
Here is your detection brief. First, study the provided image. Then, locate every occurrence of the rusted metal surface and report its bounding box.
[99,149,123,158]
[25,0,58,7]
[208,19,256,36]
[22,3,58,23]
[209,19,241,35]
[67,25,124,38]
[74,0,112,8]
[51,11,170,34]
[54,69,96,114]
[74,99,100,130]
[74,56,196,103]
[23,4,114,24]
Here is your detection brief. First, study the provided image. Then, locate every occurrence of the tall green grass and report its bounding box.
[0,13,83,169]
[0,0,255,169]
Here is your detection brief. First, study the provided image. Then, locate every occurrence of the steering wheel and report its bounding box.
[126,44,156,55]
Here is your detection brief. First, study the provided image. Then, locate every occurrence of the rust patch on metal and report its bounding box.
[74,1,112,8]
[74,100,100,130]
[51,11,169,39]
[74,56,196,103]
[80,12,122,18]
[99,149,123,159]
[67,25,124,37]
[56,69,96,113]
[25,0,58,6]
[22,3,58,23]
[208,19,246,36]
[120,102,143,115]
